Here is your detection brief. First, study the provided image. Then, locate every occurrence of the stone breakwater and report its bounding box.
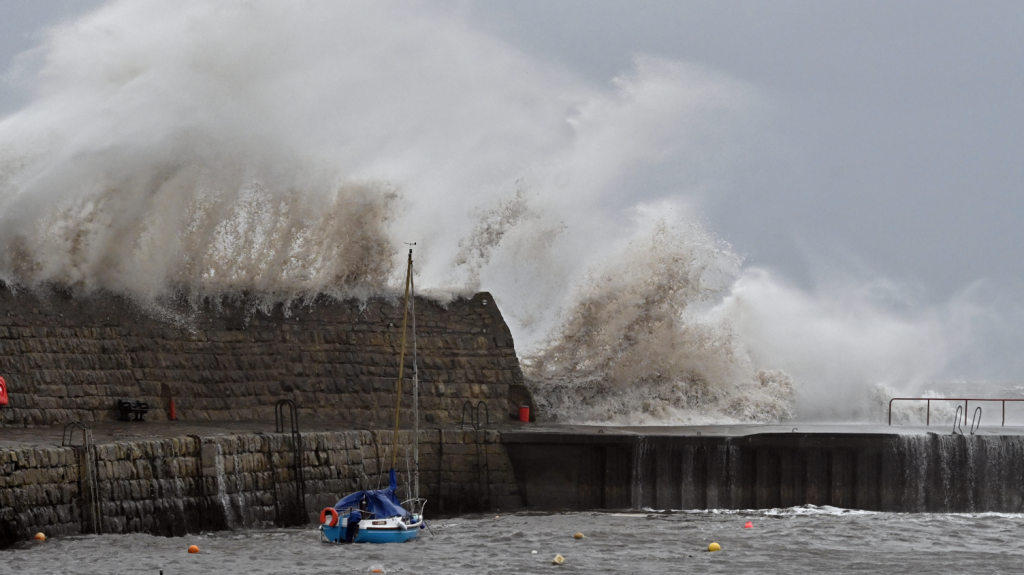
[0,428,519,547]
[0,285,523,426]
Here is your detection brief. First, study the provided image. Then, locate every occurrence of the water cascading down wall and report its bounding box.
[503,431,1024,513]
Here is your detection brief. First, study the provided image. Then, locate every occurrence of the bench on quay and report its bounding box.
[117,399,150,421]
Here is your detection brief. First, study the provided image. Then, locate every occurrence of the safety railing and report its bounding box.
[888,397,1024,426]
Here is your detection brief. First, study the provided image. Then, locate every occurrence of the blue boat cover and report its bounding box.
[334,469,409,520]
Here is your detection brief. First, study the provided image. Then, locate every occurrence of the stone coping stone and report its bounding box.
[0,419,533,449]
[499,422,1024,441]
[10,420,1024,450]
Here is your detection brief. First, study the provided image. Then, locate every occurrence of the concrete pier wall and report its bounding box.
[0,429,519,547]
[503,432,1024,513]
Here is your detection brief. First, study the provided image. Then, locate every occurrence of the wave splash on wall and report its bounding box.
[524,218,795,424]
[0,1,985,423]
[5,166,396,303]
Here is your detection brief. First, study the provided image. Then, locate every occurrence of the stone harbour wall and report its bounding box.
[0,429,520,547]
[0,285,522,427]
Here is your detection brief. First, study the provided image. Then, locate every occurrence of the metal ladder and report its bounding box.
[952,406,983,435]
[63,422,100,534]
[459,400,491,509]
[275,399,306,522]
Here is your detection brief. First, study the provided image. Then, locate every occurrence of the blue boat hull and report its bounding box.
[321,519,421,544]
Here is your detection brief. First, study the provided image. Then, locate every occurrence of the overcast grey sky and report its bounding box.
[2,0,1022,305]
[469,1,1024,302]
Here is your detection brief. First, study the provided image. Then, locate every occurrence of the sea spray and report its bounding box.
[524,217,795,424]
[0,0,984,424]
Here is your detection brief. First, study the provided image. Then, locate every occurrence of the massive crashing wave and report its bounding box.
[0,1,985,424]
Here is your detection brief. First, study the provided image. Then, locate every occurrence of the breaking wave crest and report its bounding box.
[3,160,397,303]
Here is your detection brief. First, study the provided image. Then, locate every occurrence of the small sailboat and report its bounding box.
[320,248,426,544]
[319,469,424,543]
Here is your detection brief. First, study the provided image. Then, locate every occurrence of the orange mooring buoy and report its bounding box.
[34,532,45,542]
[188,544,199,554]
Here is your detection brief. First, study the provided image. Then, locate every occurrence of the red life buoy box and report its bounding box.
[0,376,8,406]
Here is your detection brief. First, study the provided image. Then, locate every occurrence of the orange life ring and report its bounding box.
[320,507,339,527]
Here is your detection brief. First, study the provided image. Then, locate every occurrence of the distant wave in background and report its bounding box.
[0,1,1001,423]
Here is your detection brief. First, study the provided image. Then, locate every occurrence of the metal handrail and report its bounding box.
[400,497,428,517]
[460,400,476,430]
[888,397,1024,426]
[275,398,299,434]
[970,407,983,435]
[952,406,963,435]
[476,401,489,428]
[460,400,489,430]
[61,421,92,447]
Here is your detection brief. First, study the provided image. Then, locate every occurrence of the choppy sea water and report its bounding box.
[4,507,1023,574]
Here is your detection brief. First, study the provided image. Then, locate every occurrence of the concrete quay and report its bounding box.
[503,423,1024,514]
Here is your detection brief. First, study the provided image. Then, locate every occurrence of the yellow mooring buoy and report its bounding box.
[708,542,721,552]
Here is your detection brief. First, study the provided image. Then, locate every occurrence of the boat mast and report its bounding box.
[391,248,413,471]
[411,269,419,500]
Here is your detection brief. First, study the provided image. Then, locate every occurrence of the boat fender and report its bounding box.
[320,507,339,527]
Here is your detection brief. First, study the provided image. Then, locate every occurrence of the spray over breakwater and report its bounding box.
[524,221,795,424]
[0,0,990,423]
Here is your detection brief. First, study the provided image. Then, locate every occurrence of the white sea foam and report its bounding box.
[672,505,877,517]
[759,505,878,517]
